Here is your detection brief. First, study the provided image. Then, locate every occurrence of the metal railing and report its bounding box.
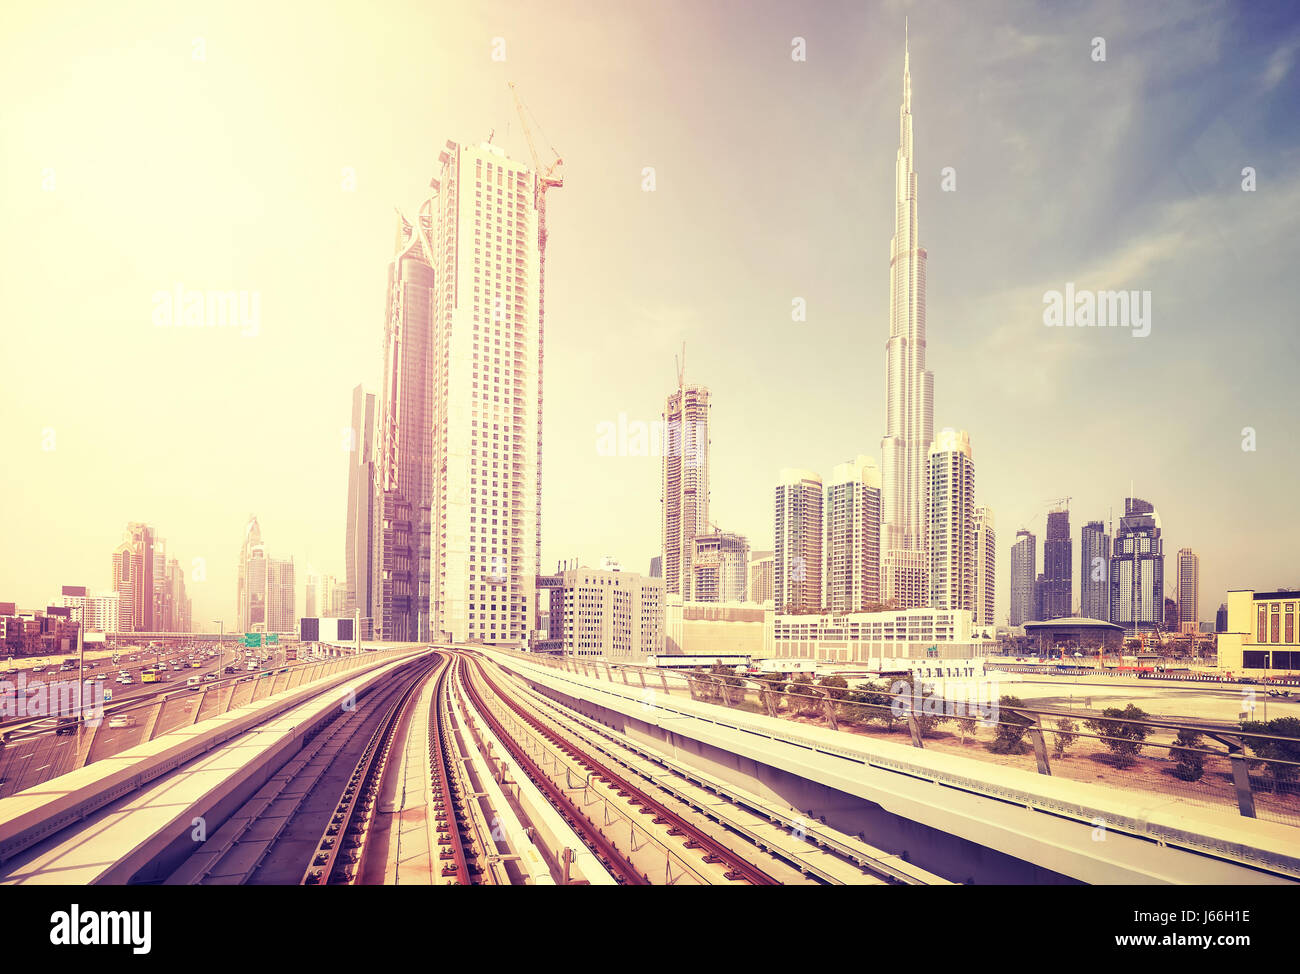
[484,648,1300,829]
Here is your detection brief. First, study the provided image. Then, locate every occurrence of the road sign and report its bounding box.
[243,633,262,648]
[266,633,279,644]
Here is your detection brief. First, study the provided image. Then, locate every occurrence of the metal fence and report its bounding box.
[0,646,420,800]
[485,649,1300,829]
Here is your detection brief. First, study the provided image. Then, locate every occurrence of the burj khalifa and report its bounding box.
[880,23,934,608]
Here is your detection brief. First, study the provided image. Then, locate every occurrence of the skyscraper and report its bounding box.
[748,551,774,605]
[426,139,545,646]
[376,208,434,643]
[880,25,935,605]
[774,469,823,613]
[824,456,882,613]
[691,530,750,603]
[111,523,155,632]
[267,557,296,634]
[1080,520,1111,620]
[1010,529,1036,627]
[345,384,377,622]
[1043,507,1072,619]
[1177,547,1200,634]
[110,541,135,633]
[927,430,975,613]
[1109,497,1165,635]
[661,380,710,602]
[973,504,996,626]
[237,515,267,632]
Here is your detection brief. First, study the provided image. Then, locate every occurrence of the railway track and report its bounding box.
[457,652,781,885]
[165,657,435,885]
[426,651,473,884]
[303,658,440,885]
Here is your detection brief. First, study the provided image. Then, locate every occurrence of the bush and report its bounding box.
[1052,718,1078,758]
[1170,728,1206,782]
[889,678,950,738]
[987,696,1034,754]
[1085,704,1151,768]
[1241,716,1300,789]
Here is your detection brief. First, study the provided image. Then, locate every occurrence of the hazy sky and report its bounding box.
[3,0,1298,630]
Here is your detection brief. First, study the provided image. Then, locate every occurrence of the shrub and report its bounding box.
[987,696,1034,754]
[1170,728,1205,782]
[1085,704,1151,768]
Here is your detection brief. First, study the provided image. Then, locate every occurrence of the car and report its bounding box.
[171,664,181,671]
[55,717,79,736]
[1267,688,1292,698]
[117,676,133,686]
[246,662,258,672]
[107,715,137,729]
[187,676,202,688]
[95,674,107,681]
[202,673,217,682]
[32,666,45,674]
[224,665,236,674]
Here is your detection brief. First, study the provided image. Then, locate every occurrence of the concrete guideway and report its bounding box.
[483,650,1300,885]
[450,654,617,885]
[486,658,941,885]
[0,649,427,884]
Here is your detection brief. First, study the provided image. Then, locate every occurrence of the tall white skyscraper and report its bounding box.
[661,380,710,601]
[927,429,975,612]
[974,504,996,626]
[774,469,823,613]
[1177,547,1200,634]
[824,455,882,613]
[426,140,546,646]
[267,557,296,634]
[880,24,935,608]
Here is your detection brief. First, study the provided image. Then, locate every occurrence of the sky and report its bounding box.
[2,0,1298,631]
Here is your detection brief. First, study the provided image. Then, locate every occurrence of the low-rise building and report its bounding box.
[558,568,663,662]
[1217,589,1300,676]
[664,598,772,658]
[772,607,995,664]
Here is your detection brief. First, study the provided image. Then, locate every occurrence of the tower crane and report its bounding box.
[508,82,564,270]
[508,82,563,579]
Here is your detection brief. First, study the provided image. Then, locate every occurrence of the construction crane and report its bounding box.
[1045,496,1072,513]
[508,82,563,578]
[508,82,564,268]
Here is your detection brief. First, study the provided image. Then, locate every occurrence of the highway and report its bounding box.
[0,642,308,798]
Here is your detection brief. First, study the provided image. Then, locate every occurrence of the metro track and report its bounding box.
[456,652,782,885]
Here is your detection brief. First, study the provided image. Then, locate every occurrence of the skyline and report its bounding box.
[4,0,1300,631]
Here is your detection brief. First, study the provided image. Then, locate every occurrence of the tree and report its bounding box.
[987,696,1035,754]
[890,678,950,738]
[788,673,820,715]
[1052,717,1078,758]
[1240,716,1300,789]
[955,715,978,744]
[1170,728,1206,782]
[1085,704,1151,768]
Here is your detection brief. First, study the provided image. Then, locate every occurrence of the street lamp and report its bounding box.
[214,620,223,680]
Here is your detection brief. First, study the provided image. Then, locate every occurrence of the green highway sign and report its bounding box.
[266,633,279,644]
[243,633,262,648]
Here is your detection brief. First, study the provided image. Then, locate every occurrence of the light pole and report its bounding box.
[214,620,223,680]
